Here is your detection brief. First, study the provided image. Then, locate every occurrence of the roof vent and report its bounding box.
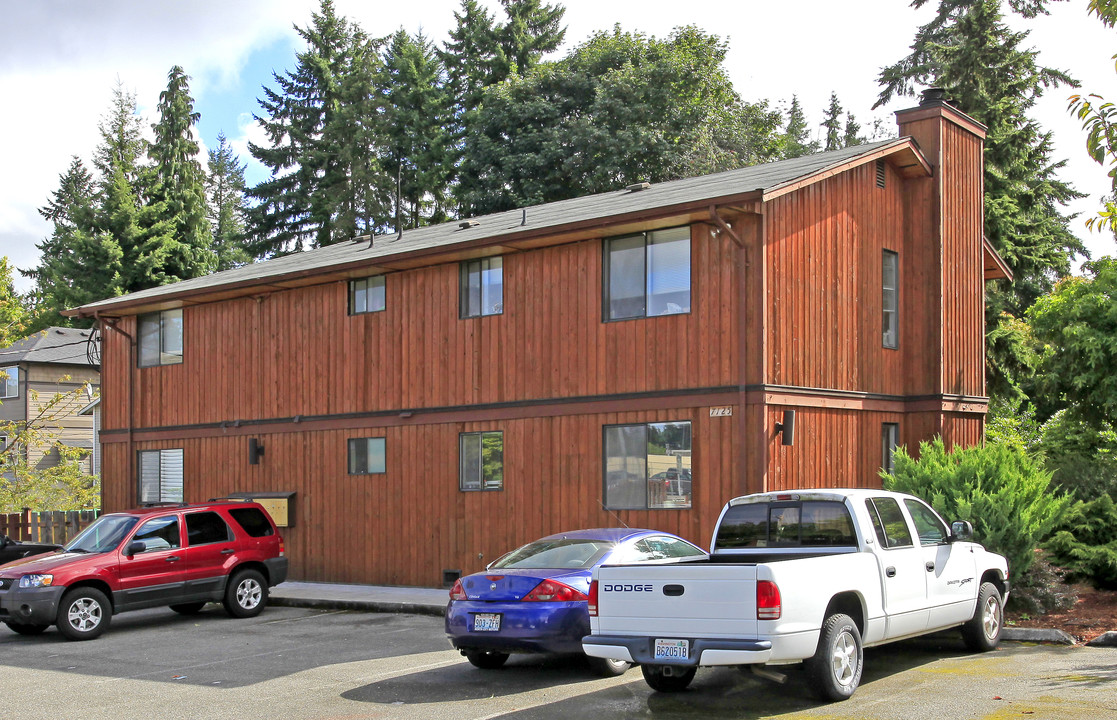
[876,159,886,188]
[625,182,651,192]
[459,220,480,229]
[351,234,372,244]
[920,88,947,106]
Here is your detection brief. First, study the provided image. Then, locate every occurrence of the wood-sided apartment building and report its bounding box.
[68,92,1010,587]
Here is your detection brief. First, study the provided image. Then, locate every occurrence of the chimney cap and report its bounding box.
[920,88,948,106]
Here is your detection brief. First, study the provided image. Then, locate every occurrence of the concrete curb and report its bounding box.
[1001,627,1077,645]
[269,596,447,617]
[1085,631,1117,648]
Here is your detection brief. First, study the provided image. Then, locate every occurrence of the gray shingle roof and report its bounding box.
[0,327,98,367]
[72,139,903,315]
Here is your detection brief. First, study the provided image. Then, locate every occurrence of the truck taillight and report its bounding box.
[588,580,599,617]
[449,578,467,601]
[757,580,781,620]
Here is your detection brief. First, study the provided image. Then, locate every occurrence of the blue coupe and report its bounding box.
[445,528,706,675]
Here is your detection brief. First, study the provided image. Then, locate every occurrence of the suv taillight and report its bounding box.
[449,578,467,601]
[522,579,586,603]
[588,580,598,616]
[278,537,285,557]
[757,580,781,620]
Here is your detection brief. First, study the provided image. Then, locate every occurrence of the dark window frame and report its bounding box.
[348,275,386,315]
[347,437,387,475]
[459,430,503,491]
[137,448,184,504]
[137,309,184,367]
[882,422,899,474]
[602,225,692,322]
[460,257,503,318]
[602,420,692,511]
[0,365,18,399]
[882,249,899,349]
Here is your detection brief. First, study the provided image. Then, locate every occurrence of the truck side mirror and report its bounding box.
[950,521,973,542]
[125,540,147,556]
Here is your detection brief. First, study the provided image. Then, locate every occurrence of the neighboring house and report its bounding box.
[0,327,100,478]
[68,91,1009,586]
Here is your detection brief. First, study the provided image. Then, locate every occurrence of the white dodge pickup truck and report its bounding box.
[583,489,1009,700]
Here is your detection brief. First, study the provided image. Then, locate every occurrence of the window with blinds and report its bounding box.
[138,448,184,504]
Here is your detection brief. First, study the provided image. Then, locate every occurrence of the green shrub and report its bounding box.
[882,438,1071,588]
[1044,494,1117,589]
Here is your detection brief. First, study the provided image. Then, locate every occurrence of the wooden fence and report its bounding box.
[0,509,100,545]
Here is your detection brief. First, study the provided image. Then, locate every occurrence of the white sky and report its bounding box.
[2,0,1114,294]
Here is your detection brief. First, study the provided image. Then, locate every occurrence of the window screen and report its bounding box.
[348,437,386,474]
[604,226,691,320]
[138,449,184,504]
[349,275,386,315]
[461,257,503,317]
[138,309,184,367]
[882,250,898,348]
[460,431,503,490]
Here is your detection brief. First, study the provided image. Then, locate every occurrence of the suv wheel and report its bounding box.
[57,587,112,641]
[223,568,268,618]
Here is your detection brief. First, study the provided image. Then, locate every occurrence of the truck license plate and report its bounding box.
[654,639,689,660]
[473,613,501,632]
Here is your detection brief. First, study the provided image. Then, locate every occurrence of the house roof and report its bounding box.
[68,137,929,319]
[0,327,98,367]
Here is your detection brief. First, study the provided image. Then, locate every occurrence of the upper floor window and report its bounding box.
[0,366,18,399]
[460,431,503,491]
[460,257,503,318]
[882,249,898,348]
[348,437,386,474]
[138,448,184,504]
[138,309,183,367]
[349,275,386,315]
[604,226,691,321]
[604,421,692,510]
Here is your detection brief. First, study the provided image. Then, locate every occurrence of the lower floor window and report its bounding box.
[460,431,503,491]
[348,437,387,474]
[138,448,184,504]
[882,423,899,474]
[604,422,692,509]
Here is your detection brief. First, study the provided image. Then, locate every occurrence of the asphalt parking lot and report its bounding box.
[1,605,1114,720]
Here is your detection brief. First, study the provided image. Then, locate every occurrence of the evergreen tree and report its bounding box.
[821,92,844,151]
[843,113,864,147]
[22,158,124,329]
[379,29,454,228]
[93,81,145,189]
[142,65,216,285]
[497,0,567,76]
[442,0,502,122]
[876,0,1085,399]
[459,25,783,215]
[248,0,385,256]
[206,133,251,270]
[781,95,819,158]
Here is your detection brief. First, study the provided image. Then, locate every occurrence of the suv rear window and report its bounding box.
[716,501,856,549]
[228,507,274,537]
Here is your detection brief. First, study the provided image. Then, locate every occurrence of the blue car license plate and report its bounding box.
[473,613,501,632]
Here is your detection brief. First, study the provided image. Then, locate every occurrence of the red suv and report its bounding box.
[0,501,288,640]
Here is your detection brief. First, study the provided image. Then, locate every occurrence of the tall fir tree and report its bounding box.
[821,92,844,151]
[876,0,1085,399]
[781,95,819,158]
[380,29,454,228]
[141,65,216,286]
[93,81,146,190]
[248,0,386,256]
[206,133,251,271]
[496,0,567,76]
[843,113,864,147]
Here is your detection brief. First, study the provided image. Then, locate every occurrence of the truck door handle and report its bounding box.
[885,566,897,578]
[663,584,685,597]
[925,562,935,572]
[220,549,235,555]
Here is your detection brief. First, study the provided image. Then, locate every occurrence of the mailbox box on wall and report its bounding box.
[223,491,297,528]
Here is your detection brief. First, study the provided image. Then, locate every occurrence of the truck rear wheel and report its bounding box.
[641,664,696,692]
[805,613,862,701]
[961,581,1002,652]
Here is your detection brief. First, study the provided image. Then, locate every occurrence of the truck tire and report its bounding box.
[585,656,631,677]
[805,613,862,701]
[57,587,112,641]
[641,664,696,692]
[464,650,509,669]
[961,581,1003,652]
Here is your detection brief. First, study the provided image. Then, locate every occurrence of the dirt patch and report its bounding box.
[1006,585,1117,644]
